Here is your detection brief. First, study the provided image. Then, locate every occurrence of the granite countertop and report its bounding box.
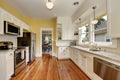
[70,46,120,63]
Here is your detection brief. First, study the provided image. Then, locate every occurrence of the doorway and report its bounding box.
[41,28,53,56]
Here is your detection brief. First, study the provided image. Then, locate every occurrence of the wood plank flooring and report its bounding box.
[11,54,90,80]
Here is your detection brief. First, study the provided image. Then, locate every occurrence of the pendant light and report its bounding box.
[46,0,54,10]
[92,6,98,24]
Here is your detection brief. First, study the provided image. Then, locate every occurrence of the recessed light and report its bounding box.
[73,1,79,6]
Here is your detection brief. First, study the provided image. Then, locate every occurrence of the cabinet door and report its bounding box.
[62,26,69,40]
[0,8,4,34]
[2,11,12,22]
[77,52,83,69]
[86,55,94,79]
[69,48,74,60]
[86,55,102,80]
[57,17,74,40]
[81,53,87,71]
[58,47,70,59]
[6,52,14,80]
[0,51,14,80]
[22,23,30,31]
[107,0,120,38]
[58,47,63,59]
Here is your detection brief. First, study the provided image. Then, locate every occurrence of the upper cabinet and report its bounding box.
[107,0,120,38]
[57,17,76,40]
[0,8,30,36]
[0,8,4,34]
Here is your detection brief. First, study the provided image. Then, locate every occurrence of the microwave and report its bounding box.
[4,21,20,35]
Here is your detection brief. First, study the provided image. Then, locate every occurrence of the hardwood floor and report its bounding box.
[11,54,90,80]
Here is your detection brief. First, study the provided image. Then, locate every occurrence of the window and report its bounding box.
[93,15,111,42]
[79,24,89,43]
[78,15,112,46]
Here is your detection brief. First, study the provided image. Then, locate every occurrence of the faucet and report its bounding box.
[89,42,101,51]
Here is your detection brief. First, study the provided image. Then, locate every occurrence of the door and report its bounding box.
[42,30,52,55]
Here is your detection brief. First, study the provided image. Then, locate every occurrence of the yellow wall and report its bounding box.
[0,0,57,55]
[29,19,56,55]
[0,0,30,25]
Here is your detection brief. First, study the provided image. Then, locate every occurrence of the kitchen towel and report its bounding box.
[21,50,24,59]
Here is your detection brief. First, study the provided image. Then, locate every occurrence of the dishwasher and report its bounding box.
[94,57,120,80]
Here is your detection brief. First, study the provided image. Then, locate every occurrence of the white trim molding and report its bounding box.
[40,28,54,57]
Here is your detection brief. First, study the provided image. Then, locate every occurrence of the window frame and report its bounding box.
[78,24,90,45]
[78,15,117,48]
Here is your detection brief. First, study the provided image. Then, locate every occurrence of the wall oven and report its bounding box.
[4,21,20,35]
[14,48,26,76]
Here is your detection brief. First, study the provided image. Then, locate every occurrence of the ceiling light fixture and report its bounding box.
[92,6,98,24]
[46,0,54,10]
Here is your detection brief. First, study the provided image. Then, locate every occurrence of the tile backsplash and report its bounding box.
[0,35,17,47]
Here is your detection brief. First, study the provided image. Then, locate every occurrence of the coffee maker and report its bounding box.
[0,42,13,50]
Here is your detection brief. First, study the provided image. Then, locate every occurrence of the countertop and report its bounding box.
[0,46,29,53]
[70,46,120,63]
[0,49,15,53]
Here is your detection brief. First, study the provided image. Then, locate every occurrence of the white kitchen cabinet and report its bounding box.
[86,54,94,78]
[0,8,14,34]
[69,47,103,80]
[57,46,70,59]
[2,11,12,22]
[57,17,75,40]
[0,7,29,35]
[20,25,23,37]
[71,49,78,64]
[78,51,87,71]
[0,8,4,34]
[107,0,120,38]
[69,48,87,71]
[57,17,63,24]
[22,23,30,31]
[86,54,102,80]
[0,50,14,80]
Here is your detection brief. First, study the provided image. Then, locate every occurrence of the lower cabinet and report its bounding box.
[0,50,14,80]
[70,48,87,72]
[57,46,70,59]
[69,47,103,80]
[86,54,102,80]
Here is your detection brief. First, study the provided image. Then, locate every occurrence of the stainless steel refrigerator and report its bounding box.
[17,32,36,62]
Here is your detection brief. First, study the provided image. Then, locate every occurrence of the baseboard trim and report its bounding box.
[57,58,70,60]
[69,59,91,80]
[52,52,57,57]
[35,53,42,57]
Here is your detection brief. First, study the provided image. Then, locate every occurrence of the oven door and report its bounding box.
[14,49,26,76]
[94,57,120,80]
[14,49,25,66]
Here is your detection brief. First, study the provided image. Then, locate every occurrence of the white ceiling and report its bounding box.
[4,0,85,20]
